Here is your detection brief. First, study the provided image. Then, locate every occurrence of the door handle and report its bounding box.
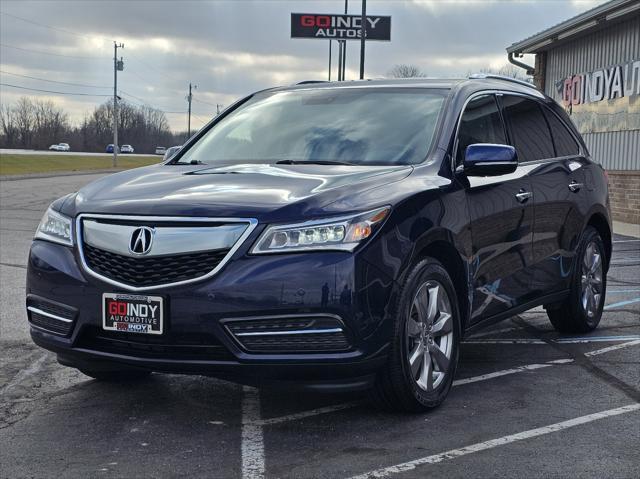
[568,180,583,192]
[515,189,533,203]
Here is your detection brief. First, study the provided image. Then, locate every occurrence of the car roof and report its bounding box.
[271,76,544,99]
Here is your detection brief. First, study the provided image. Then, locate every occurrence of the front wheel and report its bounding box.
[368,258,461,412]
[546,226,606,333]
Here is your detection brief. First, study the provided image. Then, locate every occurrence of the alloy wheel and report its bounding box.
[581,241,603,318]
[405,280,454,391]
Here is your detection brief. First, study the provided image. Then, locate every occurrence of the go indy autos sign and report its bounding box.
[291,13,391,41]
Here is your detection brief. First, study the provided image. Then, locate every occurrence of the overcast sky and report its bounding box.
[0,0,602,131]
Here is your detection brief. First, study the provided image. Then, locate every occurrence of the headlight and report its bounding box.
[251,206,390,254]
[34,207,73,246]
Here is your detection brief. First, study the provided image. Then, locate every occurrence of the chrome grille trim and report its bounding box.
[76,214,258,291]
[27,306,74,323]
[235,328,344,337]
[83,220,248,257]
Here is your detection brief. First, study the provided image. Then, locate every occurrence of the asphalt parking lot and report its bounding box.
[1,173,638,479]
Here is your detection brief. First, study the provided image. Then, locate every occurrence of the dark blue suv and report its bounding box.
[26,76,611,411]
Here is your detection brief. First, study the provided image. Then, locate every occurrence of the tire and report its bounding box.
[79,368,152,382]
[546,226,606,333]
[368,258,461,412]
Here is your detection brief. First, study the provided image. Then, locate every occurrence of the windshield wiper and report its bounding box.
[274,159,357,166]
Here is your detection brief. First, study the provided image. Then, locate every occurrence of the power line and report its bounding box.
[0,12,219,108]
[0,42,105,60]
[0,82,112,96]
[0,11,93,41]
[119,90,186,114]
[1,12,176,83]
[192,97,219,108]
[127,52,176,83]
[191,114,210,125]
[0,69,110,89]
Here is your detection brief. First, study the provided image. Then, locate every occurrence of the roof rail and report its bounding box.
[295,80,329,85]
[468,73,537,90]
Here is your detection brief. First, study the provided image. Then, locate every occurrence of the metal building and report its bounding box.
[507,0,639,225]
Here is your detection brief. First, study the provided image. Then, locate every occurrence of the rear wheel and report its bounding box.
[546,226,606,333]
[368,258,460,412]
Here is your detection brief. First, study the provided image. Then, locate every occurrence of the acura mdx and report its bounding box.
[26,76,611,411]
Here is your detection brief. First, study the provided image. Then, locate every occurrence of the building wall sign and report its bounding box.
[559,59,640,107]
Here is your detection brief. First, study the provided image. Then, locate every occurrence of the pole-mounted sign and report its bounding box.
[291,13,391,41]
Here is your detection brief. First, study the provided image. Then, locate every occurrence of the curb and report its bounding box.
[613,221,640,239]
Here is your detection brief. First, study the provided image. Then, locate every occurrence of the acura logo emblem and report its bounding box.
[129,227,154,255]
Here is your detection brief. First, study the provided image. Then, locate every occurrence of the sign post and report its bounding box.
[290,11,391,80]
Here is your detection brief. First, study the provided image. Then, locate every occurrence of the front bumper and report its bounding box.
[26,239,396,389]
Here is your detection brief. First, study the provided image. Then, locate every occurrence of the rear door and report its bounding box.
[502,95,587,297]
[457,94,535,322]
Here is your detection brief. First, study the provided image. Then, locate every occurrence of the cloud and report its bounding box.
[1,0,591,131]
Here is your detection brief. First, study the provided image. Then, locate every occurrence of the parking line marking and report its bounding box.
[465,336,640,345]
[584,339,640,357]
[241,386,265,479]
[452,363,551,385]
[556,335,640,343]
[604,297,640,309]
[613,239,640,243]
[348,403,640,479]
[463,339,547,344]
[452,358,573,386]
[257,401,361,426]
[466,326,522,338]
[257,359,576,427]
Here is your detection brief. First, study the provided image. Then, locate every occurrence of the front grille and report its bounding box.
[27,295,77,336]
[83,243,229,287]
[77,327,235,361]
[224,315,351,353]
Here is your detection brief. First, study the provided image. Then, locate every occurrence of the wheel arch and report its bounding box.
[585,212,612,271]
[411,236,471,333]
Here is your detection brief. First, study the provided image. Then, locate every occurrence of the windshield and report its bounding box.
[175,88,446,166]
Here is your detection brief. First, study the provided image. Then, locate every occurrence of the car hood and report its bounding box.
[67,163,413,221]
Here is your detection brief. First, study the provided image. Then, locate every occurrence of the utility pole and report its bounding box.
[359,0,366,80]
[187,83,197,137]
[113,41,124,167]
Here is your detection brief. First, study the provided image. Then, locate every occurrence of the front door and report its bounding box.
[456,94,535,322]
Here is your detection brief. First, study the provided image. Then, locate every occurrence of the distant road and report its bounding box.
[0,148,159,158]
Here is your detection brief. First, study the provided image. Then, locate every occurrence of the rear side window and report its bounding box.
[502,95,554,162]
[456,95,506,165]
[543,109,580,157]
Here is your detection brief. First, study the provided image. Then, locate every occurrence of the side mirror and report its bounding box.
[463,143,518,176]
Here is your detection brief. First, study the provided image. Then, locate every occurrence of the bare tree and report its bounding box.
[476,65,531,81]
[0,104,19,148]
[388,64,427,78]
[0,96,187,152]
[32,99,69,149]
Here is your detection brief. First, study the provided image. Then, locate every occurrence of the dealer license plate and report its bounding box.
[102,293,163,335]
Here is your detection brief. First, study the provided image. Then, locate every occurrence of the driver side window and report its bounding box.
[456,95,507,166]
